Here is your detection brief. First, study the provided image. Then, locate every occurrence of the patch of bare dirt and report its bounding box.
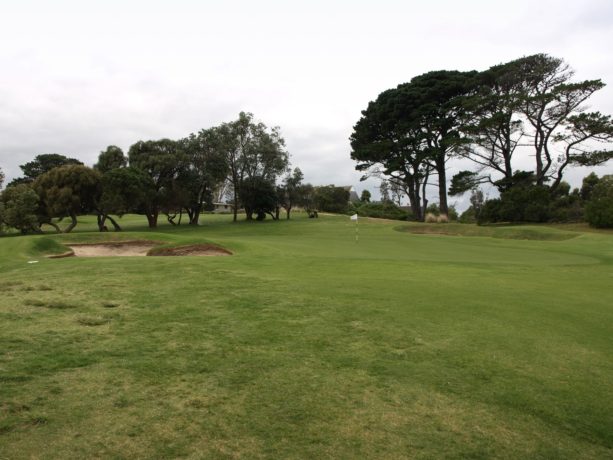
[149,244,232,257]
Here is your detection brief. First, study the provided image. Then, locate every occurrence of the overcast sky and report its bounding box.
[1,0,612,207]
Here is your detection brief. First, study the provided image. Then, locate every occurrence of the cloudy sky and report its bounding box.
[1,0,612,206]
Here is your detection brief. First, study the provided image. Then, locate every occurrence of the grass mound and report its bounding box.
[396,222,579,240]
[30,237,69,256]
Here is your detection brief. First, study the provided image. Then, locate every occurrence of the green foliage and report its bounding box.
[216,112,289,221]
[449,171,482,196]
[278,168,305,219]
[586,175,613,228]
[459,206,477,223]
[18,154,83,182]
[94,146,127,173]
[33,165,101,233]
[479,184,552,224]
[0,184,41,233]
[180,129,230,224]
[128,139,186,227]
[350,70,476,220]
[99,167,153,216]
[0,166,4,190]
[581,172,600,201]
[360,190,371,202]
[239,176,279,220]
[351,201,409,220]
[314,185,349,213]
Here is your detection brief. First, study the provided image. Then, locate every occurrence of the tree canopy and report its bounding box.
[352,53,613,221]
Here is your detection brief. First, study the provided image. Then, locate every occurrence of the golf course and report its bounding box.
[0,214,611,458]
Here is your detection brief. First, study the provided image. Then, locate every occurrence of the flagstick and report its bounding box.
[355,218,358,243]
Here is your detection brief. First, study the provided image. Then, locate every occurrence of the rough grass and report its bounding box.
[0,213,611,459]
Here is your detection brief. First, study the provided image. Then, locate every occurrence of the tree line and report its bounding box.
[0,112,351,234]
[350,53,613,224]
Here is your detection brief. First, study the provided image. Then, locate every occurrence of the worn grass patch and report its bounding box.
[76,316,111,326]
[25,299,79,309]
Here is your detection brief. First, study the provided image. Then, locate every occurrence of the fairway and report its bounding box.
[0,215,612,459]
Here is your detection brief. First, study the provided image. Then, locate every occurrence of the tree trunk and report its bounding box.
[436,157,448,216]
[146,211,158,228]
[188,205,201,225]
[97,214,108,232]
[233,195,238,222]
[63,213,78,233]
[106,215,122,231]
[286,206,291,220]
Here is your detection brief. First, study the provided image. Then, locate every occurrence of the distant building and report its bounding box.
[213,202,234,213]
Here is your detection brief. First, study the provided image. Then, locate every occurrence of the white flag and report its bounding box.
[350,214,358,221]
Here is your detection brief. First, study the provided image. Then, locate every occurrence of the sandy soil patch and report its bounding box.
[62,241,232,257]
[67,241,159,257]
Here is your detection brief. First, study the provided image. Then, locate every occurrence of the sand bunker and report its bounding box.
[67,241,158,257]
[62,241,232,257]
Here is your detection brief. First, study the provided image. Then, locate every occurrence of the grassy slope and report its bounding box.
[0,214,612,459]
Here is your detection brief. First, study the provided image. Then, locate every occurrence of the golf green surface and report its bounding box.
[0,214,612,458]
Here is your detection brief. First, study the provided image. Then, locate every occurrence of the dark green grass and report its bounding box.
[0,213,612,458]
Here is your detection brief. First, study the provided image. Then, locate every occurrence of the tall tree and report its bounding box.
[515,54,611,188]
[279,167,304,219]
[180,129,229,225]
[454,54,613,194]
[95,146,127,173]
[456,59,527,188]
[97,167,153,231]
[217,112,289,221]
[0,166,4,190]
[400,70,477,215]
[350,88,432,221]
[128,139,186,228]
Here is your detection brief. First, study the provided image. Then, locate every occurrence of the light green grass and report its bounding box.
[0,213,612,458]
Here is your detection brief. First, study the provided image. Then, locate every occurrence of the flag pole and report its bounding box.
[350,213,359,243]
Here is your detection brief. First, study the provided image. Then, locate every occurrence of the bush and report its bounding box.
[459,206,477,223]
[424,213,437,223]
[586,175,613,228]
[0,184,40,233]
[353,202,409,220]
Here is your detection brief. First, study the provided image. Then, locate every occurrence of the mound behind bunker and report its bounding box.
[65,241,232,257]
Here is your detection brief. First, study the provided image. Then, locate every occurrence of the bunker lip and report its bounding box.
[148,244,232,257]
[54,241,232,257]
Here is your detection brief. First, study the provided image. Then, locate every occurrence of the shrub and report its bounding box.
[425,213,438,223]
[586,175,613,228]
[459,206,477,223]
[0,184,40,233]
[352,202,408,220]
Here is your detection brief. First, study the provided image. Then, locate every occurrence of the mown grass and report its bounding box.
[0,213,612,459]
